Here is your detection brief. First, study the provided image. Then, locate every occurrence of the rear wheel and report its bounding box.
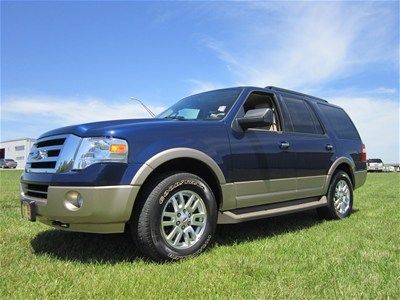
[130,172,217,261]
[317,171,353,219]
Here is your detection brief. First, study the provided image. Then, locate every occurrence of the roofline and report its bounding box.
[265,86,328,103]
[190,86,329,104]
[0,137,37,143]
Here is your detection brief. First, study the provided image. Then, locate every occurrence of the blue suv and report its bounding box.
[20,86,367,261]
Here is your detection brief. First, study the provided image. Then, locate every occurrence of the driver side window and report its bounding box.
[243,92,280,131]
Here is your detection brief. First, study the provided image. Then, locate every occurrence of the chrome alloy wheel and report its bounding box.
[334,180,351,215]
[160,190,207,250]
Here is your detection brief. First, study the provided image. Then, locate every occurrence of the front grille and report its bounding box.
[25,134,81,174]
[36,138,65,148]
[22,183,49,199]
[30,162,57,169]
[47,149,61,157]
[26,135,68,173]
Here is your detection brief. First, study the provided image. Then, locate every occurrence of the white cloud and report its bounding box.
[2,96,165,125]
[1,96,166,139]
[201,38,239,70]
[200,2,396,89]
[186,80,225,94]
[373,87,397,95]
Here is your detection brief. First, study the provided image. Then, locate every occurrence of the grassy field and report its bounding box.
[0,170,399,299]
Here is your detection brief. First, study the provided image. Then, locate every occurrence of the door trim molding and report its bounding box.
[232,175,327,209]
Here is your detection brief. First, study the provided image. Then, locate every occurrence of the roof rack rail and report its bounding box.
[265,86,328,103]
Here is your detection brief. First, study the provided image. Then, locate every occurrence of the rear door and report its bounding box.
[278,93,336,198]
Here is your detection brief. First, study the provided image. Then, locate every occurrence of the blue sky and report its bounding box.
[1,1,399,162]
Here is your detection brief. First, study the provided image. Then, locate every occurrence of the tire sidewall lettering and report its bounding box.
[159,179,205,205]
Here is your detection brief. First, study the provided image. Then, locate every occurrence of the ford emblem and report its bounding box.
[30,149,47,160]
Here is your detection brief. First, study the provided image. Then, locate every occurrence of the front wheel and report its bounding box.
[317,171,353,219]
[130,172,217,261]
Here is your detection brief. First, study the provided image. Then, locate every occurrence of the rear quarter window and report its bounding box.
[318,104,360,140]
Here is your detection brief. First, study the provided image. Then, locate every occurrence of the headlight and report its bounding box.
[72,137,128,170]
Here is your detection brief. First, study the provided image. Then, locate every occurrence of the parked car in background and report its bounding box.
[0,159,18,169]
[386,165,395,172]
[20,86,367,261]
[367,159,384,172]
[383,165,396,172]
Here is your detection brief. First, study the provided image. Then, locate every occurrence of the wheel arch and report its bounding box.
[130,148,226,209]
[325,157,355,189]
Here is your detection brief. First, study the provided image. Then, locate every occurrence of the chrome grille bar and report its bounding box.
[26,156,59,164]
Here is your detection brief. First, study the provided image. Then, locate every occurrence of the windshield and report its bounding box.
[157,88,242,121]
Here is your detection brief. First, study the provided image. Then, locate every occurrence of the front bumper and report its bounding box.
[20,184,140,233]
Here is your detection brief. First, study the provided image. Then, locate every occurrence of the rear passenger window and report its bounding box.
[318,104,360,140]
[283,97,323,134]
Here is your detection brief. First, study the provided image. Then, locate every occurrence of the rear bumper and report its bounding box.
[20,185,140,233]
[354,170,367,189]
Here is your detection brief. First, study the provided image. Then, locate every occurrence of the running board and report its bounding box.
[217,196,328,224]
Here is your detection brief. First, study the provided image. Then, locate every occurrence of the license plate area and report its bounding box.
[21,200,36,221]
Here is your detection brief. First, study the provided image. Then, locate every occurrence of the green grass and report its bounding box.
[0,170,399,299]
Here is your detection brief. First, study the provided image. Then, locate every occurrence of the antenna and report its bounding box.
[131,97,156,118]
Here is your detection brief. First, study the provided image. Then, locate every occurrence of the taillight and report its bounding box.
[361,143,367,162]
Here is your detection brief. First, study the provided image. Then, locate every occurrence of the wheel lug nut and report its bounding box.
[177,213,181,217]
[182,225,185,229]
[176,221,180,225]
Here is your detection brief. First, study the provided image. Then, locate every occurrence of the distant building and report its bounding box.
[0,138,36,169]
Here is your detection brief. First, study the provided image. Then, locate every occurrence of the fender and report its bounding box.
[130,148,226,186]
[324,156,355,192]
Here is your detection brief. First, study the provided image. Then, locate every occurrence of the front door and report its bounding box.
[229,91,297,208]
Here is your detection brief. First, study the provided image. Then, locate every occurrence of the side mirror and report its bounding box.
[237,108,273,130]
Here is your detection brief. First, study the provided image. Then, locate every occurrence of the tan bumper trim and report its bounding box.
[24,185,140,234]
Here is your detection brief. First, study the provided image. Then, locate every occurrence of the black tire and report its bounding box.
[317,170,353,220]
[130,172,217,262]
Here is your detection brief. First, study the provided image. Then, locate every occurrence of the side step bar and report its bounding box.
[217,196,328,224]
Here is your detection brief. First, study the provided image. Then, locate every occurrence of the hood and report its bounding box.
[39,118,171,139]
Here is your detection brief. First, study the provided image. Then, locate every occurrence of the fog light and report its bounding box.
[64,191,83,211]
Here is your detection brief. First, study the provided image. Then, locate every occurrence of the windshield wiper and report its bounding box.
[164,115,187,121]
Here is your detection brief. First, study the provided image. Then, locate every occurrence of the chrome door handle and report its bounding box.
[280,141,290,150]
[326,144,334,151]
